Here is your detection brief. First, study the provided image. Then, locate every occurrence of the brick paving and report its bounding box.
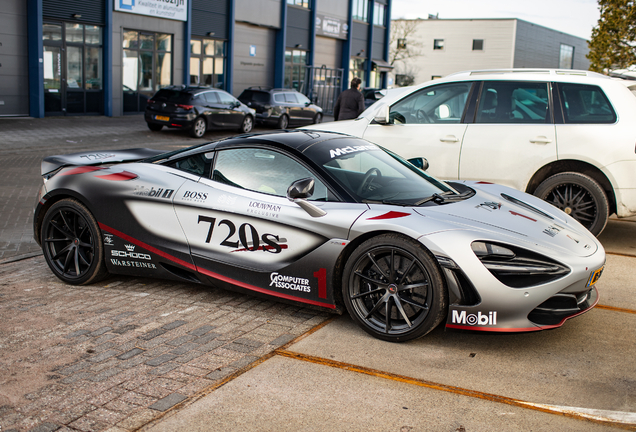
[0,256,329,432]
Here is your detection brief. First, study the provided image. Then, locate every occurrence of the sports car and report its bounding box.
[34,131,605,342]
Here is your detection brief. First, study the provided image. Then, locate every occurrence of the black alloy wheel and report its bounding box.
[278,114,289,129]
[190,117,207,138]
[343,234,447,342]
[41,199,108,285]
[534,172,609,236]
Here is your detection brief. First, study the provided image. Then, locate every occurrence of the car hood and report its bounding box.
[417,181,600,257]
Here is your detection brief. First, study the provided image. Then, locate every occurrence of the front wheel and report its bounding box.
[533,172,609,236]
[313,113,322,124]
[41,199,108,285]
[189,117,207,138]
[239,115,254,133]
[342,234,447,342]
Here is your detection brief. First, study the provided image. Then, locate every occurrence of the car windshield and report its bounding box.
[318,142,456,205]
[151,89,193,104]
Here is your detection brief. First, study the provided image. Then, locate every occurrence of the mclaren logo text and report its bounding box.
[452,310,497,326]
[329,145,376,159]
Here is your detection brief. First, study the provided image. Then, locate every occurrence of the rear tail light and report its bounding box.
[147,99,156,104]
[176,104,194,110]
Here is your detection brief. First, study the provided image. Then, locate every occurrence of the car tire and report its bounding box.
[533,172,609,236]
[189,117,207,138]
[342,233,447,342]
[147,123,163,132]
[41,199,108,285]
[239,115,254,133]
[277,114,289,129]
[313,113,322,124]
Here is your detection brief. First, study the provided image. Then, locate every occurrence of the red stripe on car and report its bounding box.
[367,211,411,220]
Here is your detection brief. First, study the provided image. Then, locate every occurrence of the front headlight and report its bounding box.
[472,241,570,288]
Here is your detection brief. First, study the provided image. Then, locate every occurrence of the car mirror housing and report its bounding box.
[373,105,389,124]
[408,157,429,171]
[287,178,326,218]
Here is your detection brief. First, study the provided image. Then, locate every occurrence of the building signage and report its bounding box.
[315,14,348,40]
[115,0,188,22]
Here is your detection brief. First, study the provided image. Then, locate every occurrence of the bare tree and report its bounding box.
[390,19,424,86]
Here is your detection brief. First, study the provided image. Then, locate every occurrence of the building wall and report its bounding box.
[394,19,517,85]
[316,0,348,21]
[232,22,276,96]
[314,36,342,69]
[191,0,228,38]
[513,20,589,70]
[0,0,29,116]
[111,12,185,116]
[235,0,281,28]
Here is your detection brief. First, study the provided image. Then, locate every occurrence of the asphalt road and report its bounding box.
[0,115,634,432]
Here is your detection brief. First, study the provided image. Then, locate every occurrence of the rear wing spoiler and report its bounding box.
[41,148,165,176]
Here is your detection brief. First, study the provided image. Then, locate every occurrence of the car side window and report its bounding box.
[285,93,299,103]
[211,148,336,201]
[297,93,311,104]
[274,94,285,103]
[389,82,471,125]
[558,83,617,124]
[476,81,550,124]
[204,92,219,103]
[166,153,210,177]
[217,91,236,106]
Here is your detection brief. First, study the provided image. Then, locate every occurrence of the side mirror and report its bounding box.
[373,105,390,124]
[408,157,429,171]
[287,178,315,199]
[287,178,326,218]
[305,101,311,107]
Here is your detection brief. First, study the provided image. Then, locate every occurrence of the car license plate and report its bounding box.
[586,266,604,287]
[155,115,170,121]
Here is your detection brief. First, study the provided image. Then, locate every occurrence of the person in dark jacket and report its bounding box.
[334,77,365,121]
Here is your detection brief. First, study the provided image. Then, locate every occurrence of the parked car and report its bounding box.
[303,69,636,236]
[238,87,323,129]
[362,87,385,109]
[145,86,255,138]
[34,131,604,342]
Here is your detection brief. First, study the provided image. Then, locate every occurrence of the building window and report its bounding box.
[433,39,444,50]
[397,38,407,49]
[43,22,103,115]
[287,0,310,7]
[559,44,574,69]
[352,0,368,21]
[285,49,306,90]
[349,57,365,87]
[431,75,442,80]
[472,39,484,51]
[373,2,385,26]
[123,30,172,113]
[190,39,225,89]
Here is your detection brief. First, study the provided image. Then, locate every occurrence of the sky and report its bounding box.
[390,0,601,40]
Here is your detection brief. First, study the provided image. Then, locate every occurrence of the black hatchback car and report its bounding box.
[145,86,256,138]
[238,87,323,129]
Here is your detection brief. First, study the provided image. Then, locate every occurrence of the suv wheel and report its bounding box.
[277,114,289,129]
[239,115,253,133]
[189,117,207,138]
[533,172,609,236]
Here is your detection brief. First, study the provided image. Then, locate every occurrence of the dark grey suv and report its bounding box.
[238,87,323,129]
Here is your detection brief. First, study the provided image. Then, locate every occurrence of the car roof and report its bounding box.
[243,87,301,93]
[161,86,224,94]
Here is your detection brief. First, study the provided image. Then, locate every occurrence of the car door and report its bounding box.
[459,81,557,191]
[362,81,474,181]
[296,92,316,124]
[216,90,244,127]
[201,91,224,127]
[284,92,304,125]
[172,146,367,307]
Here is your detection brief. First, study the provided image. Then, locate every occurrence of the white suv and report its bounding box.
[305,69,636,235]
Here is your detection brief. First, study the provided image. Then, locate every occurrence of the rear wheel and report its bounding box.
[533,172,609,236]
[239,115,254,133]
[189,117,207,138]
[342,234,447,342]
[41,199,108,285]
[147,123,163,132]
[277,114,289,129]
